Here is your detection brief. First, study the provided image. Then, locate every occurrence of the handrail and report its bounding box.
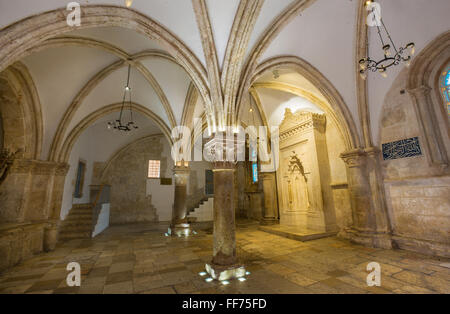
[92,184,105,210]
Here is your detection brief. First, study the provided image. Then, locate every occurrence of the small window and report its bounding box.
[148,160,161,178]
[74,160,86,198]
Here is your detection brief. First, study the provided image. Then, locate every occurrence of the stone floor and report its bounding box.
[0,220,449,294]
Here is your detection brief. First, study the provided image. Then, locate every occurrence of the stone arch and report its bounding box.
[99,134,170,183]
[43,38,179,161]
[406,31,450,168]
[247,56,361,150]
[235,0,315,127]
[0,62,43,159]
[56,102,173,163]
[0,5,214,129]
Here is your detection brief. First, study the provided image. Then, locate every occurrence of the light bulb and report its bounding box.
[359,70,367,80]
[379,69,388,78]
[383,45,391,57]
[125,0,133,8]
[407,43,415,55]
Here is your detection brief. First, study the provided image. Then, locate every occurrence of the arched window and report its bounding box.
[440,65,450,117]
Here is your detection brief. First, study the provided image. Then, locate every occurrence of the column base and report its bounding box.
[44,221,60,252]
[339,227,393,249]
[205,262,246,281]
[168,223,193,237]
[260,218,279,226]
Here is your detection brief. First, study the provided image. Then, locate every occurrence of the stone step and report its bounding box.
[72,204,93,209]
[59,231,91,240]
[61,224,92,232]
[70,208,93,213]
[59,203,96,242]
[187,198,210,214]
[67,213,93,219]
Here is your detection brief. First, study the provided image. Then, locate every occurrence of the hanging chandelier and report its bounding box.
[359,0,415,79]
[108,64,139,132]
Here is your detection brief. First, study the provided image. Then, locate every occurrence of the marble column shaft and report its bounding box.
[260,171,279,224]
[171,165,190,226]
[212,163,237,266]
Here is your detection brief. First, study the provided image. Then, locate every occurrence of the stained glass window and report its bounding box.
[252,163,258,183]
[148,160,160,178]
[440,66,450,116]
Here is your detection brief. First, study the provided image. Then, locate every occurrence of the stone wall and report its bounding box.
[0,160,69,272]
[380,68,450,257]
[101,136,172,224]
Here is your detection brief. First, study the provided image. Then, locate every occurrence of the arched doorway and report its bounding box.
[236,56,360,238]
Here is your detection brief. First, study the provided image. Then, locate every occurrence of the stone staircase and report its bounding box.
[59,203,94,241]
[187,197,214,222]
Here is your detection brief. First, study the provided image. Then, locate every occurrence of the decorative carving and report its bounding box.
[288,151,309,182]
[204,134,245,170]
[173,164,190,186]
[382,137,422,160]
[280,151,311,213]
[0,148,16,184]
[279,109,326,141]
[340,149,366,168]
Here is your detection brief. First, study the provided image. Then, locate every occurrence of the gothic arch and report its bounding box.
[0,5,214,130]
[248,56,361,150]
[42,37,178,161]
[56,102,173,163]
[0,62,43,159]
[235,0,316,127]
[406,31,450,168]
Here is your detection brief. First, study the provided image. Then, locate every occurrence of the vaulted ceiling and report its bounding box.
[0,0,449,162]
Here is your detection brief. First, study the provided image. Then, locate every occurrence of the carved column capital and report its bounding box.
[8,159,69,176]
[364,146,381,158]
[407,84,432,98]
[204,133,245,170]
[340,149,367,168]
[173,164,190,186]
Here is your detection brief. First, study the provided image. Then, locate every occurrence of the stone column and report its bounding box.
[204,134,246,281]
[260,172,279,225]
[170,162,191,236]
[45,163,69,251]
[340,149,392,249]
[408,85,448,168]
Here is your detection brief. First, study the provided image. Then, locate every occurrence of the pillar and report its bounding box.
[204,134,246,281]
[407,85,448,168]
[45,162,70,251]
[340,149,392,249]
[260,172,279,225]
[169,162,191,236]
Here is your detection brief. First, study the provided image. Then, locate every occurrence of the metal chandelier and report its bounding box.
[107,64,139,132]
[359,0,415,79]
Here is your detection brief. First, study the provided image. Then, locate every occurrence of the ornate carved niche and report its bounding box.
[276,109,333,231]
